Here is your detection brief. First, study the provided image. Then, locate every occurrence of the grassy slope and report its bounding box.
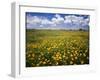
[26,29,89,43]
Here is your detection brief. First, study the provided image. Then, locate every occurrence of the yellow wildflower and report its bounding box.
[47,47,51,51]
[81,61,84,64]
[70,61,73,64]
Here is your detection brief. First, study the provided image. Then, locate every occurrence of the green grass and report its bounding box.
[26,29,89,67]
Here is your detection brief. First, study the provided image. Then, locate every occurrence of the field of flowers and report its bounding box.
[26,29,89,67]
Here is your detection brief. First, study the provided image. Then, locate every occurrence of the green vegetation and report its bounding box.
[26,29,89,67]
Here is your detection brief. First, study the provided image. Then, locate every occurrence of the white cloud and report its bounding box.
[64,16,72,23]
[55,14,64,21]
[81,18,89,27]
[26,14,89,30]
[64,15,83,24]
[55,14,60,18]
[51,14,64,24]
[27,15,55,28]
[27,15,41,25]
[51,18,58,24]
[41,18,53,25]
[64,15,90,28]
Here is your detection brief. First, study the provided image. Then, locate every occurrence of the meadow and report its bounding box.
[26,29,89,67]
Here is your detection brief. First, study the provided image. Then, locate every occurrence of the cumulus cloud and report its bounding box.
[26,13,89,30]
[27,15,41,25]
[41,18,53,25]
[52,14,64,24]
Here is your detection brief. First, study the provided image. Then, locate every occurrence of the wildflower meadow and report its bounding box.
[26,29,89,67]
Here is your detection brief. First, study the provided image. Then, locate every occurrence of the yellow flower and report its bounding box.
[83,53,86,57]
[40,52,44,56]
[36,63,40,66]
[63,55,66,58]
[32,54,35,57]
[56,62,58,65]
[52,52,62,61]
[75,56,78,59]
[53,45,56,48]
[59,56,62,60]
[71,58,74,61]
[73,53,76,56]
[70,61,73,64]
[80,53,82,56]
[81,61,84,64]
[47,60,50,62]
[47,47,51,51]
[70,54,73,57]
[67,51,70,54]
[32,45,37,48]
[43,61,46,64]
[85,49,88,53]
[75,50,77,54]
[27,54,31,58]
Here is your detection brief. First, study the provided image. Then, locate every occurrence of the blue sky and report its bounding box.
[26,12,90,30]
